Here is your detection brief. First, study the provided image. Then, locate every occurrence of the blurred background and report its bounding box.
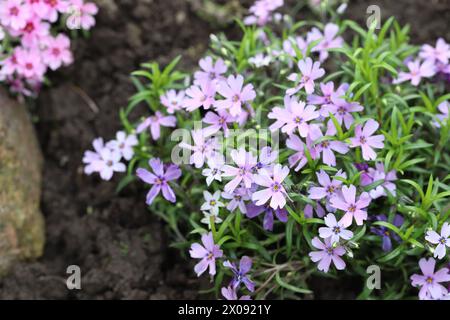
[0,0,449,299]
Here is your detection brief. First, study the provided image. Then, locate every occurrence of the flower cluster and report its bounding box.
[83,0,450,300]
[0,0,97,96]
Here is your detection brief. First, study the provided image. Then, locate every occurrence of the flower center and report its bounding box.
[326,247,334,255]
[25,62,33,70]
[302,75,310,83]
[155,177,165,185]
[332,226,341,234]
[426,276,433,284]
[208,72,216,80]
[348,204,356,213]
[52,47,61,56]
[272,183,281,192]
[321,140,330,148]
[294,116,303,124]
[439,237,446,245]
[326,185,335,194]
[232,94,240,103]
[24,22,35,33]
[359,136,367,144]
[337,106,346,115]
[207,252,214,260]
[106,160,113,167]
[210,200,217,206]
[10,7,19,16]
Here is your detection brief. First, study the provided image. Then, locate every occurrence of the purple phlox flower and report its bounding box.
[222,187,250,213]
[194,56,227,85]
[308,169,346,201]
[184,81,216,112]
[367,162,397,199]
[285,134,317,172]
[244,0,284,26]
[350,119,385,161]
[136,158,181,205]
[426,222,450,260]
[202,110,234,137]
[410,257,450,300]
[282,36,308,62]
[222,148,257,193]
[245,202,288,231]
[201,190,225,215]
[330,184,371,227]
[268,95,319,137]
[326,95,363,129]
[307,81,348,114]
[310,125,349,166]
[370,214,403,252]
[189,232,223,277]
[106,131,138,161]
[433,101,449,128]
[310,23,344,62]
[179,129,220,168]
[221,286,251,300]
[136,111,177,140]
[304,202,325,218]
[160,89,185,114]
[309,236,346,273]
[223,256,255,292]
[94,148,126,181]
[286,57,325,95]
[419,38,450,65]
[252,146,278,173]
[83,137,104,175]
[202,154,224,186]
[354,162,373,186]
[252,164,289,210]
[393,59,436,86]
[249,53,271,68]
[319,213,354,244]
[215,74,256,117]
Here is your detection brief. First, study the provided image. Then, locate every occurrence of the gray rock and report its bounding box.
[0,88,45,276]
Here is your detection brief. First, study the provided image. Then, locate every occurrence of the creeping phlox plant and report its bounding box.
[83,1,450,299]
[0,0,97,96]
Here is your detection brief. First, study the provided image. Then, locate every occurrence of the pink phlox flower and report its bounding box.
[319,213,353,244]
[269,95,319,137]
[160,89,185,114]
[189,232,223,277]
[13,15,50,48]
[309,236,346,273]
[16,48,46,80]
[82,137,104,175]
[42,34,73,70]
[310,23,344,62]
[136,158,181,204]
[179,129,220,169]
[184,81,216,112]
[393,59,436,86]
[310,125,349,166]
[308,169,346,201]
[194,56,227,85]
[222,148,257,193]
[67,0,98,30]
[95,147,126,181]
[0,0,32,31]
[243,0,284,26]
[308,81,348,116]
[106,131,138,161]
[41,0,69,22]
[286,57,325,95]
[0,47,24,76]
[252,163,289,210]
[215,74,256,117]
[329,184,371,227]
[419,38,450,65]
[425,222,450,260]
[136,111,176,140]
[410,257,450,300]
[286,134,317,171]
[202,110,234,137]
[349,119,385,161]
[325,95,363,129]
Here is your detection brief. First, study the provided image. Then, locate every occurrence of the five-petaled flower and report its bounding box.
[350,119,385,161]
[425,222,450,260]
[410,257,450,300]
[189,232,223,277]
[309,236,346,273]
